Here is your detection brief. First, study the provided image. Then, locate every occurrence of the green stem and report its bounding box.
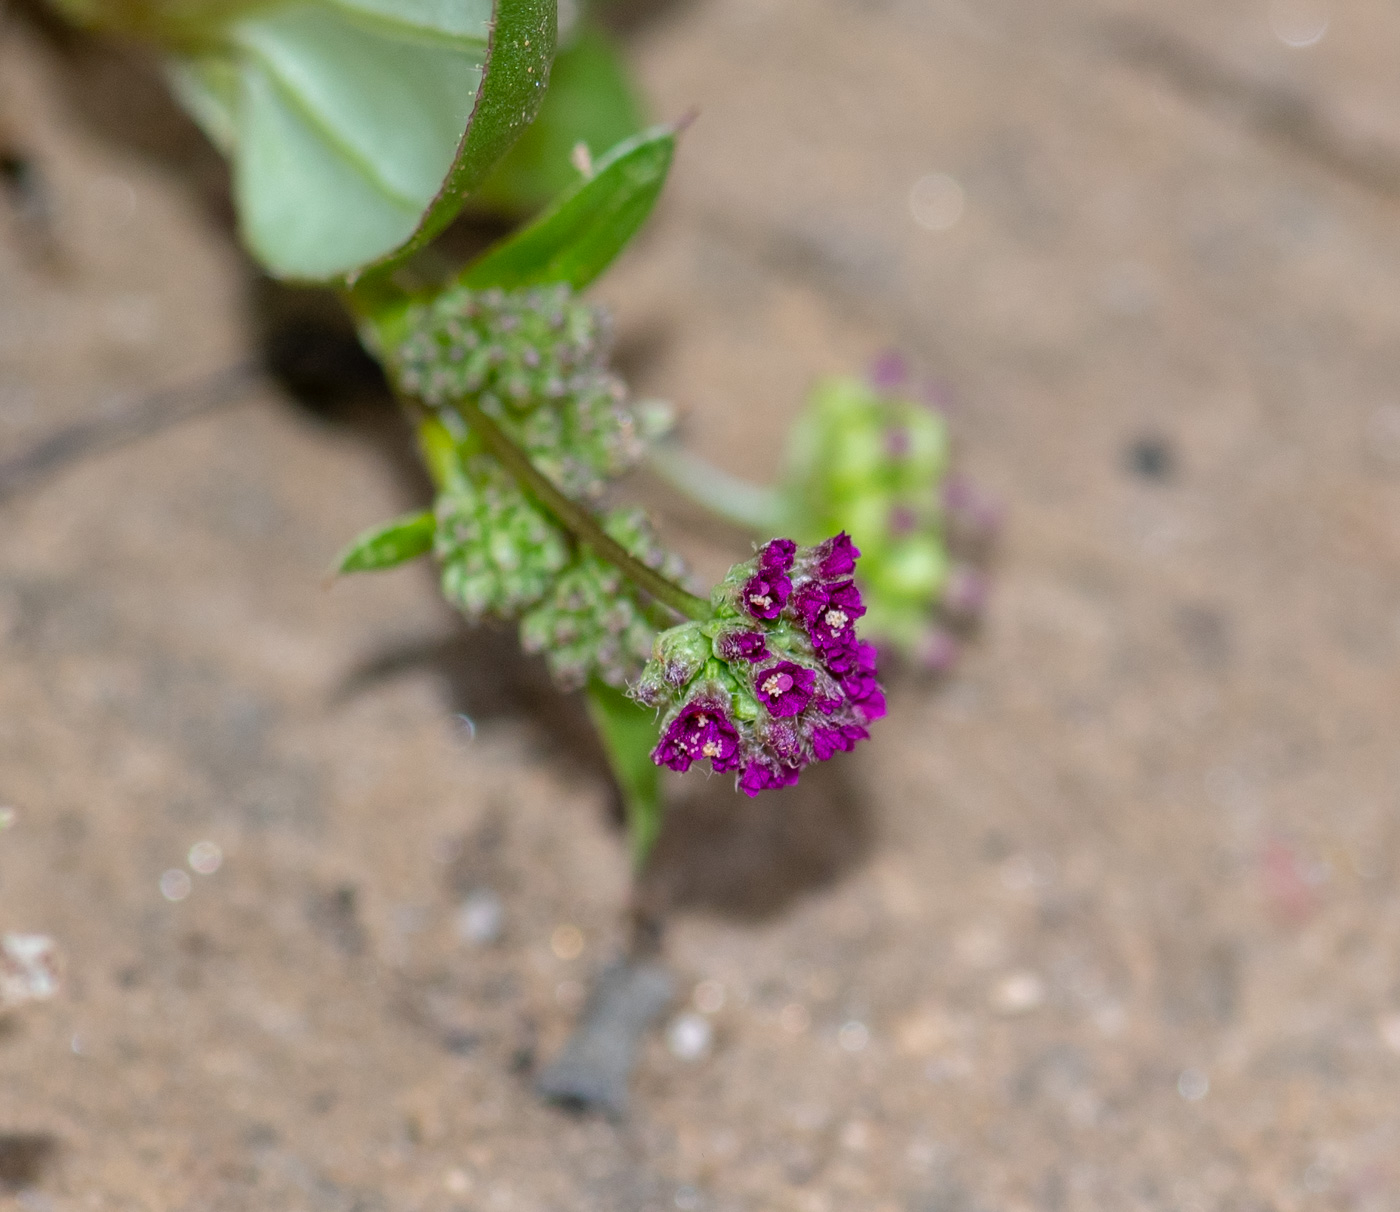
[450,394,710,622]
[646,441,784,533]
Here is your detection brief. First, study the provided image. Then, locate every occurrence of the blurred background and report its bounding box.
[2,0,1400,1208]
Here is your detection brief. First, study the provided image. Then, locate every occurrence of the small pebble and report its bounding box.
[0,933,59,1007]
[991,971,1046,1015]
[1177,1068,1209,1101]
[550,923,584,960]
[188,841,223,875]
[837,1021,870,1052]
[455,889,504,945]
[160,869,192,902]
[667,1012,713,1061]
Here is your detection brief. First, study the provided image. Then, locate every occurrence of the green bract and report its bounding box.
[334,508,436,574]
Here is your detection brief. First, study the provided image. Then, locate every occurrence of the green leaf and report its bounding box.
[335,509,436,574]
[471,21,646,216]
[585,680,664,870]
[371,0,557,276]
[459,123,676,292]
[166,0,555,282]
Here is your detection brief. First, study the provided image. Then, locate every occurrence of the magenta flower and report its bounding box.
[738,755,801,797]
[753,661,815,718]
[868,349,909,391]
[741,569,791,621]
[758,537,796,573]
[715,628,769,663]
[811,722,869,761]
[794,578,865,670]
[652,698,742,773]
[760,718,806,766]
[840,641,887,722]
[814,532,859,580]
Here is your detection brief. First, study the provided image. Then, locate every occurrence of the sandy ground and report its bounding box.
[3,0,1400,1208]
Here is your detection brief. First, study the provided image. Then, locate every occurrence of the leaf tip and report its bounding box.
[672,107,701,136]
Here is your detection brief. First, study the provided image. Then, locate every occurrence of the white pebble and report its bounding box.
[910,172,965,231]
[160,869,192,902]
[667,1012,713,1061]
[188,840,223,875]
[1177,1068,1209,1101]
[455,889,504,945]
[991,971,1046,1014]
[0,933,59,1007]
[837,1021,870,1052]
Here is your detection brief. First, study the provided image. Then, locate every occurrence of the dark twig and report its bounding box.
[0,361,262,504]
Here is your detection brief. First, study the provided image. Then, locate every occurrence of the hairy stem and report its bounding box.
[449,395,710,622]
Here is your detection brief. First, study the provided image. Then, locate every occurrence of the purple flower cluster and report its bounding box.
[636,534,885,797]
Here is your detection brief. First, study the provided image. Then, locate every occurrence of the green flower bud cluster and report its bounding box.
[519,509,685,690]
[434,455,570,620]
[778,373,977,661]
[392,283,645,499]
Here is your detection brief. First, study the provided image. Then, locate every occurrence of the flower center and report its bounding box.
[762,672,794,696]
[702,740,723,758]
[824,609,849,633]
[749,592,772,609]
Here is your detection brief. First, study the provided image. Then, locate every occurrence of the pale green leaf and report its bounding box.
[335,509,437,574]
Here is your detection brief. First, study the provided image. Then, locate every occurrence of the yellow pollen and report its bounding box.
[762,675,784,695]
[702,740,722,758]
[750,593,772,608]
[825,609,848,632]
[693,713,707,726]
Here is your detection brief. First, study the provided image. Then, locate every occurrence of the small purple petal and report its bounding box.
[811,722,869,761]
[762,719,806,766]
[850,685,886,722]
[814,533,860,580]
[868,349,908,391]
[715,629,769,663]
[943,565,988,618]
[738,757,801,798]
[840,641,886,721]
[797,580,866,667]
[889,505,919,536]
[943,476,1003,539]
[742,571,791,621]
[754,661,816,718]
[916,627,959,673]
[757,538,797,573]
